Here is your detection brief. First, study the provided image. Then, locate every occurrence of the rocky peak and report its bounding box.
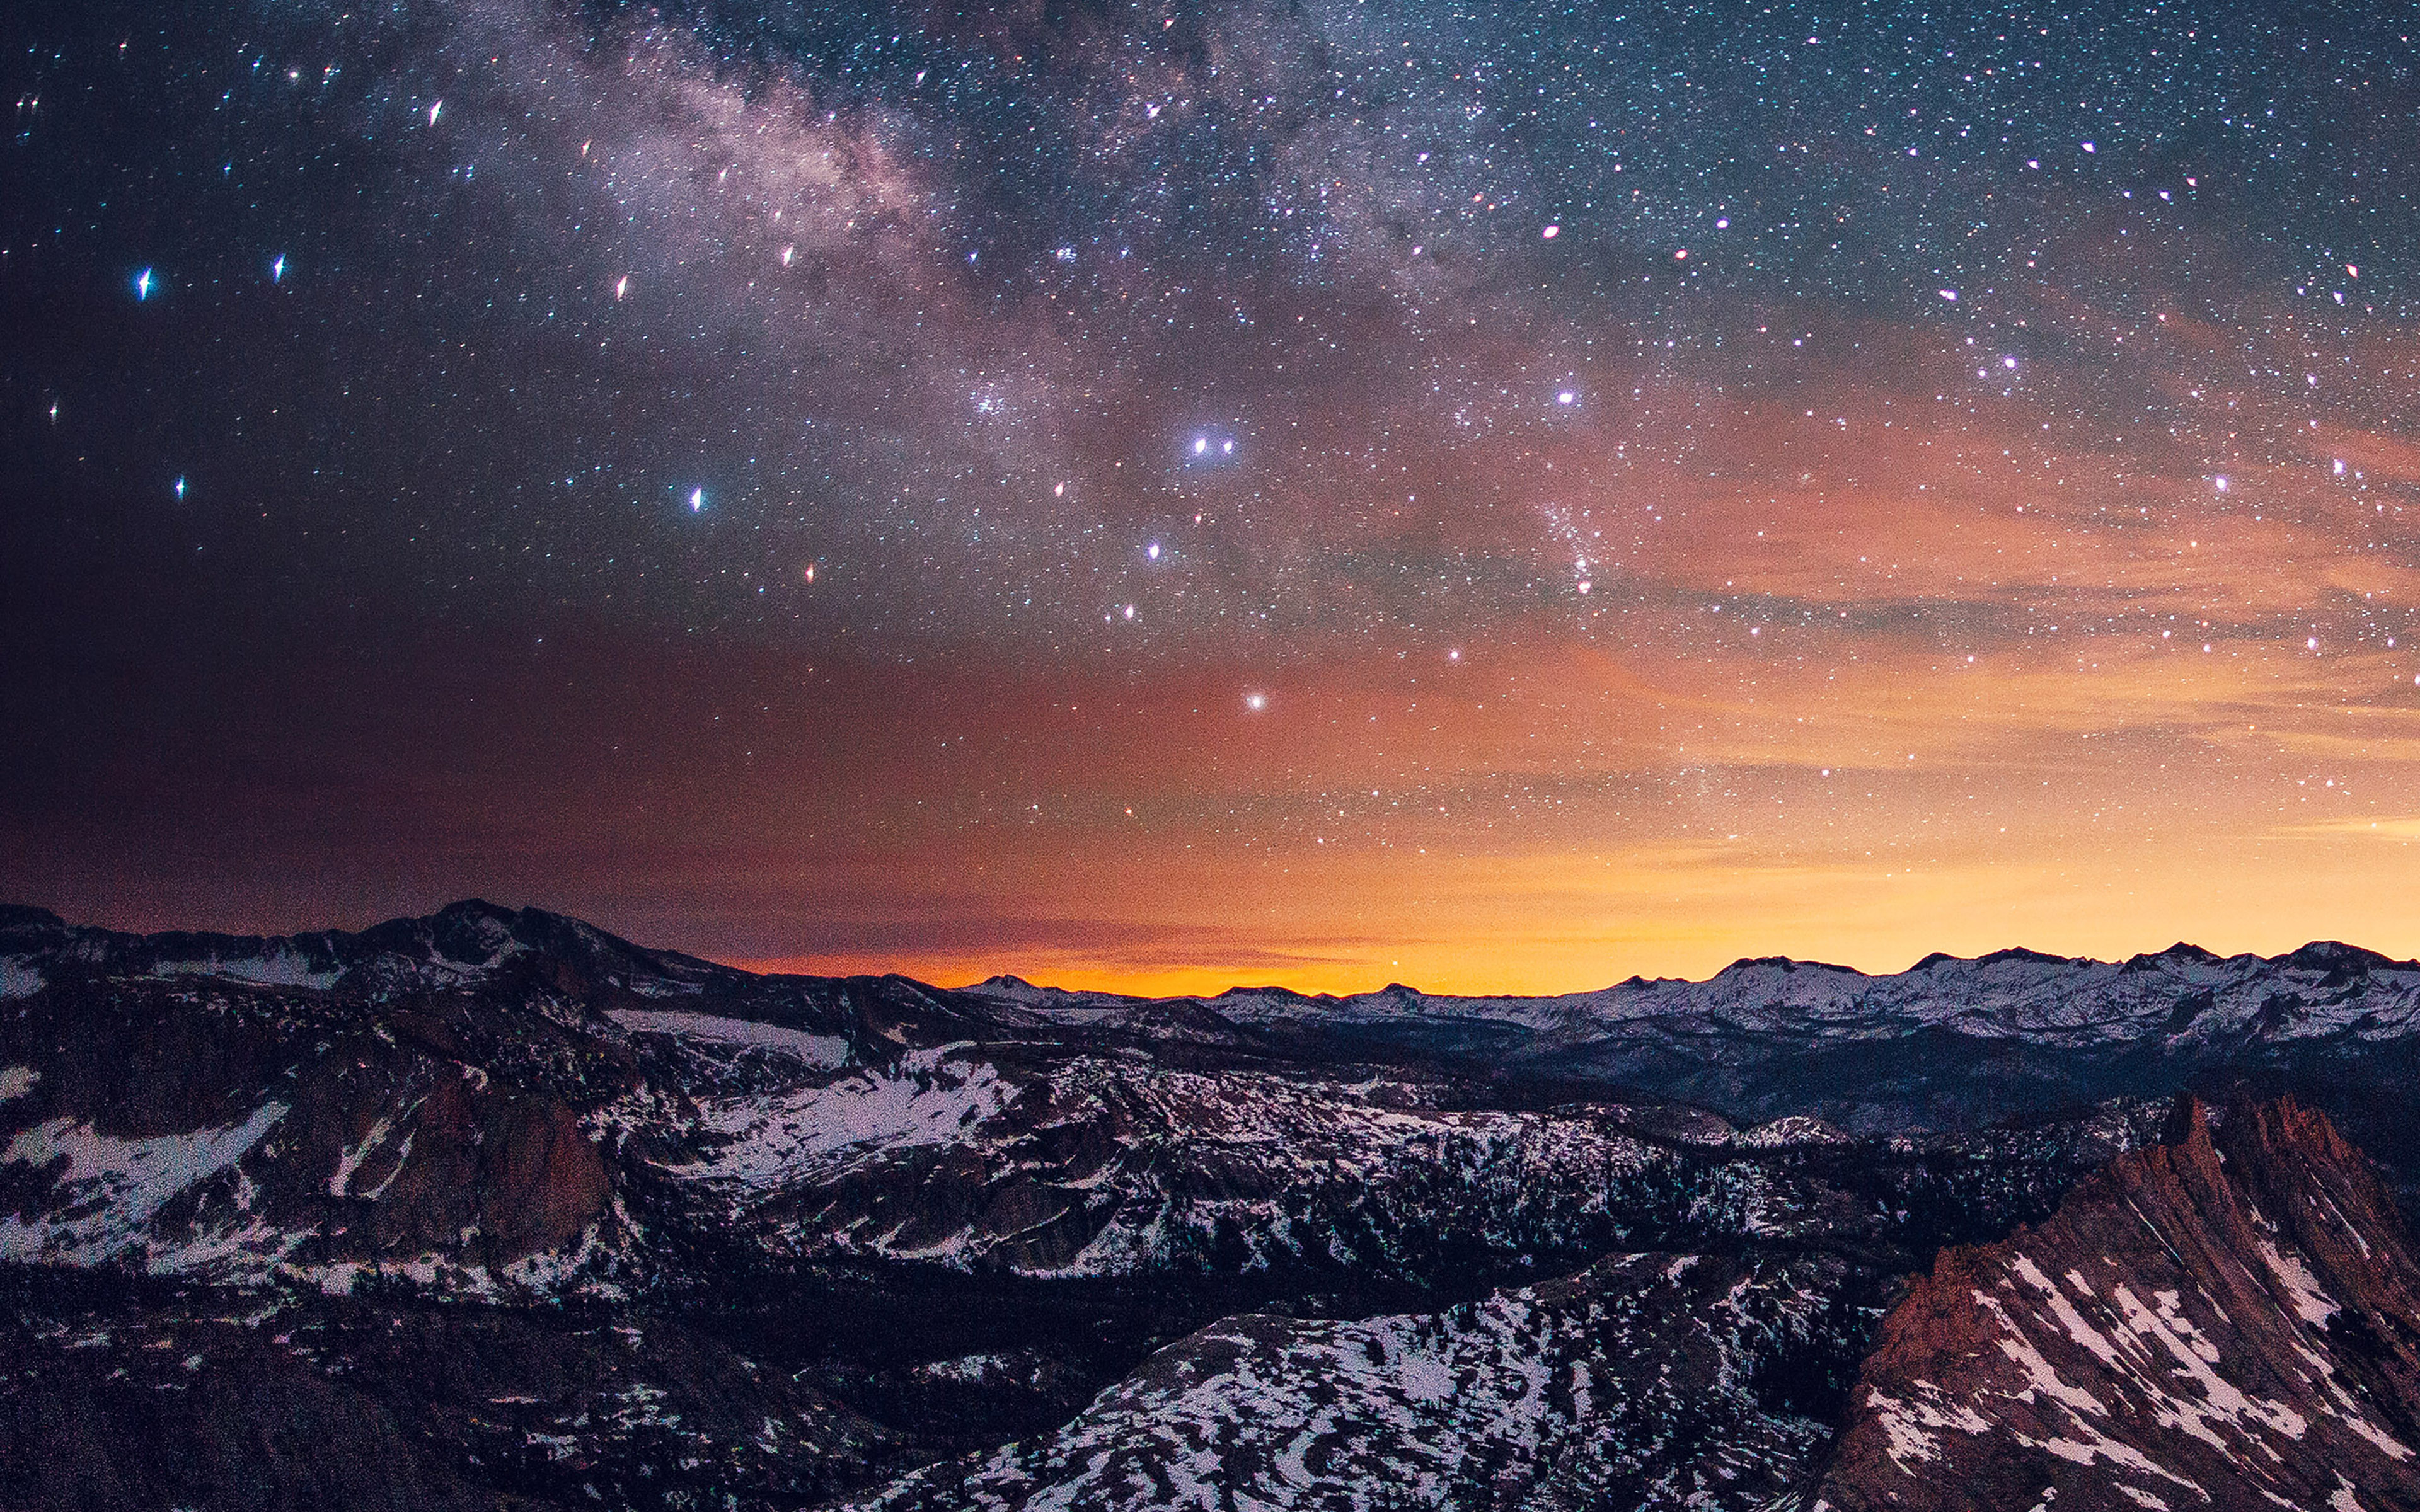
[1809,1092,2420,1512]
[0,905,68,936]
[0,898,737,1004]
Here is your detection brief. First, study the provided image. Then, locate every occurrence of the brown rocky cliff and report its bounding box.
[1809,1094,2420,1512]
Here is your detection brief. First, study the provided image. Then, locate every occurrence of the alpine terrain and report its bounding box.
[3,900,2417,1509]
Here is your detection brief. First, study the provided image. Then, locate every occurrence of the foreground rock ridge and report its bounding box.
[1,900,2417,1509]
[1812,1096,2420,1512]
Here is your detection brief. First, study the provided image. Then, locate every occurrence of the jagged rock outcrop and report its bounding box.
[1809,1096,2420,1512]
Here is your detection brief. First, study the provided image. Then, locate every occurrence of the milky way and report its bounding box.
[8,1,2420,991]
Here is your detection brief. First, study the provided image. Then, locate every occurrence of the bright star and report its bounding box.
[1557,391,1576,405]
[173,476,186,500]
[134,268,153,301]
[1146,541,1161,561]
[1243,692,1268,713]
[429,100,442,126]
[688,488,705,512]
[270,255,285,283]
[1194,437,1208,455]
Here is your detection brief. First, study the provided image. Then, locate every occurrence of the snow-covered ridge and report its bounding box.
[967,939,2420,1048]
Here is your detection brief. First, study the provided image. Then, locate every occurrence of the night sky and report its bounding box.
[8,1,2420,993]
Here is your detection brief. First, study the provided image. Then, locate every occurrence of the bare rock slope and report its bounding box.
[1811,1096,2420,1512]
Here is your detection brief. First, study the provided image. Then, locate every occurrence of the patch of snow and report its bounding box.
[0,1102,287,1266]
[1735,1115,1852,1148]
[149,951,341,989]
[606,1008,849,1067]
[914,1352,1022,1385]
[0,960,42,999]
[2254,1237,2341,1327]
[328,1113,398,1198]
[502,1222,625,1299]
[1864,1383,1991,1469]
[0,1065,37,1101]
[671,1046,1015,1186]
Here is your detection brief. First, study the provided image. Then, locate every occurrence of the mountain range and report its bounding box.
[4,900,2418,1509]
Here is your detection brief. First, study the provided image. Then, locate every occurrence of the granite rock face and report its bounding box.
[1812,1096,2420,1512]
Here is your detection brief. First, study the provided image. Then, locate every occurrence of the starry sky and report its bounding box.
[8,0,2420,994]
